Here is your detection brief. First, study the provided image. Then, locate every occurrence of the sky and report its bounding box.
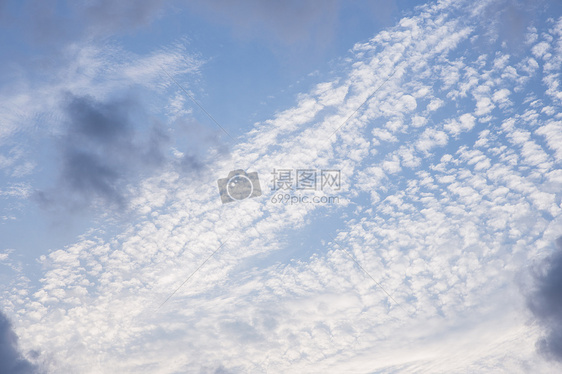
[1,0,562,373]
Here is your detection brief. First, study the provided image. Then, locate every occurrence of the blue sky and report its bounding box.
[1,0,562,373]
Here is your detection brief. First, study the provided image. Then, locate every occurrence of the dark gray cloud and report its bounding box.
[35,93,204,213]
[527,236,562,362]
[0,311,40,374]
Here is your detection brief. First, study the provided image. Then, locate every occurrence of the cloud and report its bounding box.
[0,311,40,374]
[0,12,210,216]
[34,92,203,212]
[527,237,562,363]
[6,1,562,373]
[0,37,207,222]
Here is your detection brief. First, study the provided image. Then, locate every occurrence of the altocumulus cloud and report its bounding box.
[527,237,562,363]
[0,311,41,374]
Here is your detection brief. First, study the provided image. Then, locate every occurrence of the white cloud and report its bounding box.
[537,120,562,163]
[0,40,202,147]
[411,115,428,128]
[416,128,448,153]
[444,113,476,136]
[492,88,511,103]
[474,96,495,116]
[426,98,444,111]
[532,41,550,58]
